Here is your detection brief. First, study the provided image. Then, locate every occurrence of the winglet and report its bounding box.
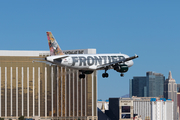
[46,31,65,56]
[135,54,138,58]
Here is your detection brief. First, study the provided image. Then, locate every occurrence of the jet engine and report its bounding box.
[113,64,129,73]
[79,70,94,74]
[79,70,94,79]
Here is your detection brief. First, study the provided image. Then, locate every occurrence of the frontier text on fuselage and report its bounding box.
[69,55,125,66]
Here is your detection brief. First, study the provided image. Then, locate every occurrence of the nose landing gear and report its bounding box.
[120,73,124,77]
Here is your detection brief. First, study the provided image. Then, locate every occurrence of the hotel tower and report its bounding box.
[0,49,97,120]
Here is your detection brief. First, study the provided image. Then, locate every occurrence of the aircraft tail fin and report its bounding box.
[46,31,65,56]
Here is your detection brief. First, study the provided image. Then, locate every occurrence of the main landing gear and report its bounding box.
[102,73,109,78]
[102,72,124,78]
[102,67,125,78]
[102,68,109,78]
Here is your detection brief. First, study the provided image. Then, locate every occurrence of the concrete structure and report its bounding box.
[105,97,175,120]
[177,84,180,92]
[164,71,177,120]
[177,92,180,120]
[0,49,97,120]
[97,100,111,120]
[151,98,173,120]
[108,98,133,120]
[129,72,165,98]
[97,108,111,120]
[97,100,109,113]
[133,115,142,120]
[132,97,152,120]
[133,97,174,120]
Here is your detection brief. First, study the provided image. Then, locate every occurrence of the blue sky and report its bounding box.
[0,1,180,100]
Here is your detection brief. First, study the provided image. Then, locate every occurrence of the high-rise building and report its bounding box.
[177,92,180,120]
[133,97,152,120]
[105,97,174,120]
[129,77,147,97]
[0,49,97,120]
[129,79,133,98]
[146,72,165,97]
[97,100,110,120]
[177,84,180,92]
[108,98,133,120]
[151,98,174,120]
[97,100,109,113]
[129,72,165,97]
[164,71,177,120]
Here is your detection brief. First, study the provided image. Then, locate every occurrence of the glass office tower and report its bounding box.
[146,72,165,97]
[0,49,97,120]
[129,72,165,98]
[130,77,147,97]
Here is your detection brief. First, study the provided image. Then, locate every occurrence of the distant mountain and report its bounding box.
[121,94,129,98]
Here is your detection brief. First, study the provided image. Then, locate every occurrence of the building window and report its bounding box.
[121,114,131,118]
[122,106,130,112]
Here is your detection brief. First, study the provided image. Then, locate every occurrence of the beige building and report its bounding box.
[164,71,177,120]
[108,98,133,120]
[0,49,97,120]
[119,98,133,120]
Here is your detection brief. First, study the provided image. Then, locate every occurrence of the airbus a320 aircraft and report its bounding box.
[35,31,138,79]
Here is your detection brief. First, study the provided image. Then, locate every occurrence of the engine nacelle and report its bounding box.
[79,70,94,74]
[114,64,129,73]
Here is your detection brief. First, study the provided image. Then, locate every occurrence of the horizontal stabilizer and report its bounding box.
[30,58,46,60]
[32,60,56,66]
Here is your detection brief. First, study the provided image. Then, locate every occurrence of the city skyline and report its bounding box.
[0,1,180,100]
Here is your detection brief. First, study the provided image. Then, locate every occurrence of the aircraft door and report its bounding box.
[68,57,73,66]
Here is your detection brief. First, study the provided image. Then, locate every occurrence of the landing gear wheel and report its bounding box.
[120,73,124,77]
[79,74,85,79]
[102,67,109,78]
[102,73,109,78]
[102,73,106,78]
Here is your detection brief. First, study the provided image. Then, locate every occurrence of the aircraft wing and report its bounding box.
[124,54,139,62]
[96,54,138,69]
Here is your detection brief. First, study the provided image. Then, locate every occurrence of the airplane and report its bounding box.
[34,31,138,79]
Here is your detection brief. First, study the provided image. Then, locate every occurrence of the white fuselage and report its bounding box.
[46,53,134,70]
